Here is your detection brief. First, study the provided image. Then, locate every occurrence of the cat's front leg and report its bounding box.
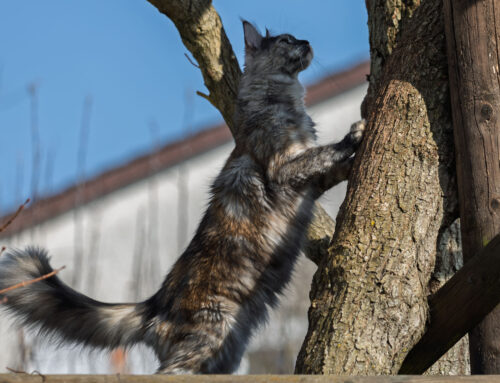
[315,119,365,193]
[345,119,365,151]
[273,119,365,193]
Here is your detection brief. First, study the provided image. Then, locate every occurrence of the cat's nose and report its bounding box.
[301,42,312,55]
[300,40,311,51]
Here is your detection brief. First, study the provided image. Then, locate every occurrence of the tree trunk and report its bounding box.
[296,0,461,374]
[443,0,500,373]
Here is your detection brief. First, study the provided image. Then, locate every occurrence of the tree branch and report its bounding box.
[0,198,30,233]
[441,0,500,373]
[147,0,241,135]
[0,266,65,296]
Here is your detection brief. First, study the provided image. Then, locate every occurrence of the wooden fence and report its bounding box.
[2,375,500,383]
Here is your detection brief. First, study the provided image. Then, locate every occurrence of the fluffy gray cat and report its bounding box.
[0,21,364,374]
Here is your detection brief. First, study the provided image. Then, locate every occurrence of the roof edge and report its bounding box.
[0,60,369,236]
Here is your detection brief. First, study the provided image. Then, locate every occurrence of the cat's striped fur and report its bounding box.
[0,21,364,374]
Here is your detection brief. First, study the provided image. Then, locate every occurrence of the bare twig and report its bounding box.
[184,53,200,68]
[84,213,101,297]
[6,367,26,374]
[147,121,161,290]
[177,91,193,254]
[72,95,92,289]
[0,266,65,295]
[130,208,146,301]
[28,82,41,206]
[43,146,56,195]
[5,367,46,381]
[15,154,24,208]
[147,0,241,132]
[0,198,30,233]
[195,90,212,103]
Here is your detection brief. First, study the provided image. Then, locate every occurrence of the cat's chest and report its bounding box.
[260,186,315,252]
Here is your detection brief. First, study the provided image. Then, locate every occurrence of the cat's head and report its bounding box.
[242,21,313,76]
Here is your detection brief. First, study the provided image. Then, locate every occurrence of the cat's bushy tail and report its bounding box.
[0,247,147,349]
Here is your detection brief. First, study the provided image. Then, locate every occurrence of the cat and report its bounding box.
[0,21,364,374]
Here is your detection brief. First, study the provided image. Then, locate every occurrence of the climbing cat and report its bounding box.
[0,21,364,374]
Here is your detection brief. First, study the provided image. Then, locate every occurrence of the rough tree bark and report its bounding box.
[426,221,469,375]
[443,0,500,373]
[146,0,240,134]
[295,0,464,374]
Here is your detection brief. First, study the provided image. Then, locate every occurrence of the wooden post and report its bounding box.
[399,234,500,374]
[443,0,500,374]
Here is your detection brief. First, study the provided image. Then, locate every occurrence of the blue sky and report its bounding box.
[0,1,369,213]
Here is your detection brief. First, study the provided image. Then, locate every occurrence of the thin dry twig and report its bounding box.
[30,370,47,382]
[6,367,46,381]
[28,82,41,206]
[0,198,30,233]
[184,53,200,68]
[0,266,65,295]
[6,367,25,374]
[196,90,214,106]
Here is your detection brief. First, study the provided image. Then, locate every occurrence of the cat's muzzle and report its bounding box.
[302,44,314,68]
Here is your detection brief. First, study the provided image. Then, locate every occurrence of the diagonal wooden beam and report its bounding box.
[399,234,500,374]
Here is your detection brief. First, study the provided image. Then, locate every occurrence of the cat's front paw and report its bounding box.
[349,119,365,146]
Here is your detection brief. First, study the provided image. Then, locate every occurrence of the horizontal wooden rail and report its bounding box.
[399,234,500,374]
[1,375,500,383]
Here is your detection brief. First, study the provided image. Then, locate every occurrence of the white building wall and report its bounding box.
[0,84,367,374]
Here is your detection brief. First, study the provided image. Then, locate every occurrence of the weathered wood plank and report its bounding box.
[0,375,500,383]
[441,0,500,373]
[399,234,500,374]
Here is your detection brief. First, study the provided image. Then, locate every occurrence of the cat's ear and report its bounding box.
[265,28,271,38]
[242,20,263,55]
